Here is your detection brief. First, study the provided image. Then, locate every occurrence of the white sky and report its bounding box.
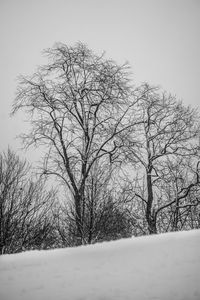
[0,0,199,161]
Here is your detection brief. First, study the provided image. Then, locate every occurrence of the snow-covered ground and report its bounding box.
[0,230,200,300]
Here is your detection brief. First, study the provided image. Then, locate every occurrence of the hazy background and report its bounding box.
[0,0,199,164]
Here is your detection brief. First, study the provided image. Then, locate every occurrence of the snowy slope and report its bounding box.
[0,230,200,300]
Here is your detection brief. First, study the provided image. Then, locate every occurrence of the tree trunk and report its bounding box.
[146,172,157,234]
[74,194,84,245]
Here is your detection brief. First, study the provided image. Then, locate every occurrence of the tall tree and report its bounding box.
[12,43,137,244]
[125,83,200,234]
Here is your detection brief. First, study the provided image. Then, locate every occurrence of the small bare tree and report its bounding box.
[0,148,56,254]
[49,160,132,245]
[12,43,137,244]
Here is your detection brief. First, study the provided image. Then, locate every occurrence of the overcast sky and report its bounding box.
[0,0,199,162]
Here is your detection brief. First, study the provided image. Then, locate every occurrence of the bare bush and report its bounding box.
[0,148,57,254]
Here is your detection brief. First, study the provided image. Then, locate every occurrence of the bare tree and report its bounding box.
[125,83,200,234]
[0,148,57,254]
[12,43,137,244]
[81,161,132,243]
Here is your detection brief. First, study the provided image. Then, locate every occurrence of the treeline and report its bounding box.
[1,43,200,253]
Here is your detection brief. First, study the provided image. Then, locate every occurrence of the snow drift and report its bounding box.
[0,229,200,300]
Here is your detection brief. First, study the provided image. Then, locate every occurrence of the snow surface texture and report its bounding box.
[0,230,200,300]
